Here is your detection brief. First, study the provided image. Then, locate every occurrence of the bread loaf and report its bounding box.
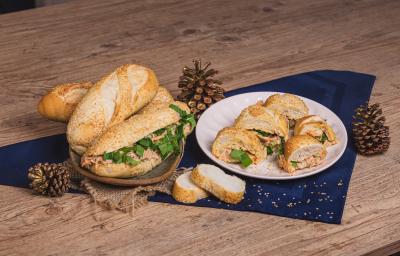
[67,64,159,155]
[37,82,93,122]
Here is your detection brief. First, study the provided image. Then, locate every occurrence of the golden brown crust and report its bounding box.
[294,115,337,146]
[191,165,245,204]
[67,64,159,155]
[37,82,93,122]
[212,127,265,164]
[172,171,208,203]
[138,86,174,114]
[84,101,190,157]
[234,102,289,139]
[264,93,309,121]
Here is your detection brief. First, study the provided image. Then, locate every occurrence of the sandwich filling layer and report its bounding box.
[253,129,285,156]
[81,104,195,169]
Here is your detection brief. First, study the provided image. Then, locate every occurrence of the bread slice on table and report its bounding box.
[172,171,208,203]
[191,164,246,204]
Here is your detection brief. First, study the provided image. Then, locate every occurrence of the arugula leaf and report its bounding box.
[112,152,123,164]
[278,137,285,155]
[254,129,271,137]
[158,143,174,159]
[154,128,166,136]
[320,132,328,144]
[138,137,152,148]
[184,115,196,130]
[103,152,113,160]
[230,149,253,168]
[134,144,145,157]
[291,161,298,168]
[266,146,273,155]
[125,155,140,166]
[169,104,187,118]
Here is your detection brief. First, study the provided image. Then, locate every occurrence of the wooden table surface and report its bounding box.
[0,0,399,255]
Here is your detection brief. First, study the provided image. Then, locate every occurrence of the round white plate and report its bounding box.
[196,92,347,180]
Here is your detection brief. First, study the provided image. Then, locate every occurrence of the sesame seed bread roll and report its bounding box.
[67,64,159,155]
[212,127,265,165]
[277,135,327,173]
[81,101,191,178]
[191,164,245,204]
[264,93,309,127]
[37,82,93,123]
[172,171,209,203]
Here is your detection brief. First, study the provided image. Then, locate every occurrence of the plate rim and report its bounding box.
[195,91,348,180]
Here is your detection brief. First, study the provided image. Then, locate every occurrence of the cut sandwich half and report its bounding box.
[81,101,196,178]
[234,102,288,156]
[212,127,265,168]
[294,115,337,146]
[264,93,309,128]
[277,135,327,173]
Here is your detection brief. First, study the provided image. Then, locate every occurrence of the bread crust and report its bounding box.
[172,171,208,203]
[294,115,336,145]
[37,82,93,122]
[234,102,289,139]
[67,64,159,155]
[264,93,309,121]
[212,127,265,164]
[138,86,174,114]
[191,165,245,204]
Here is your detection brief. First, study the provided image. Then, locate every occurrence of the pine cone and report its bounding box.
[352,102,390,155]
[177,59,225,119]
[28,163,70,197]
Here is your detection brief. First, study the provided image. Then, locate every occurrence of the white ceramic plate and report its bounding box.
[196,92,347,180]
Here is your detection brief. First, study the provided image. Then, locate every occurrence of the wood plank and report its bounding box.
[0,0,399,255]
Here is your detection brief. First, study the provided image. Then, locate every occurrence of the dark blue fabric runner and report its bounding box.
[0,70,375,224]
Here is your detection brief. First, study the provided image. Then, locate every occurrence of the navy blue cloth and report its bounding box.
[0,70,375,224]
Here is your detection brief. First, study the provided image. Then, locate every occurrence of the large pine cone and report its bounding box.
[177,59,225,119]
[28,163,70,197]
[352,102,390,155]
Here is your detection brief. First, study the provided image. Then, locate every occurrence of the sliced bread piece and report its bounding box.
[172,171,208,203]
[191,164,246,204]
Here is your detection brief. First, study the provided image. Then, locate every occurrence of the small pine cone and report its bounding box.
[352,102,390,155]
[28,163,70,197]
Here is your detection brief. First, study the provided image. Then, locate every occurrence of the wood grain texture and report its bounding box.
[0,0,399,255]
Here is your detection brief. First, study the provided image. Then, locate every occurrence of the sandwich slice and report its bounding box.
[81,102,195,178]
[264,93,309,128]
[277,135,327,173]
[234,102,288,156]
[212,127,265,168]
[294,115,337,146]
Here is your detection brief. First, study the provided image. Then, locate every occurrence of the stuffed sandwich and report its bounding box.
[277,135,327,173]
[212,127,265,168]
[81,102,195,178]
[234,102,289,156]
[294,115,337,146]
